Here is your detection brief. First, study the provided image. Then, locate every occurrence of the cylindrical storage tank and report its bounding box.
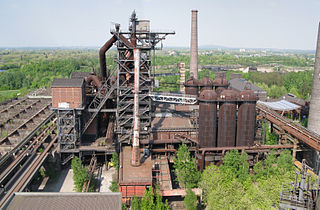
[184,76,199,96]
[199,77,213,92]
[213,76,229,94]
[217,89,239,147]
[236,89,257,146]
[198,89,217,148]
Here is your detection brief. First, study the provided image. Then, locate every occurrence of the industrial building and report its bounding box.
[47,10,288,202]
[3,9,320,210]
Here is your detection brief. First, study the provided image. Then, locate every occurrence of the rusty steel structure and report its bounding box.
[236,89,257,146]
[184,76,199,96]
[199,77,214,92]
[198,89,217,148]
[217,89,239,147]
[279,160,320,210]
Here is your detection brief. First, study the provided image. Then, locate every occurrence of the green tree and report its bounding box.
[71,156,89,192]
[131,196,140,210]
[184,188,197,210]
[173,142,201,188]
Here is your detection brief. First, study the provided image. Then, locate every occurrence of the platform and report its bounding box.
[119,146,152,184]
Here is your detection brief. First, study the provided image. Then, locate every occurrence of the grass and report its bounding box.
[0,88,29,103]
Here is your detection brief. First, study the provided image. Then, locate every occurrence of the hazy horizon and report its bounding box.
[1,0,320,50]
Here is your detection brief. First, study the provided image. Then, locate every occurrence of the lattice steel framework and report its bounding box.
[57,109,81,151]
[113,12,175,143]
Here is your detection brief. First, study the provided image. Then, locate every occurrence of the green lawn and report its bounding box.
[0,89,25,103]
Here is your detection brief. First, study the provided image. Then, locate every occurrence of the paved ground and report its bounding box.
[99,167,116,192]
[42,167,75,192]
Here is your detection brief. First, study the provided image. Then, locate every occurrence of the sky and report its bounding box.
[1,0,320,50]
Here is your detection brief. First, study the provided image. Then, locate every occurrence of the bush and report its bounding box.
[184,188,197,210]
[111,152,119,171]
[173,142,201,188]
[109,181,119,192]
[71,156,89,192]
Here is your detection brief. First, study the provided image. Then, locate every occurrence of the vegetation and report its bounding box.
[71,156,96,192]
[184,188,198,210]
[173,142,201,188]
[130,187,170,210]
[261,121,279,145]
[109,181,119,192]
[200,149,295,209]
[111,152,119,171]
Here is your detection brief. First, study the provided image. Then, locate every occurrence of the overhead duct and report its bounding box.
[99,35,117,80]
[190,10,198,80]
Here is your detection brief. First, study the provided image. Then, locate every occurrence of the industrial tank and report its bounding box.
[199,77,213,92]
[236,89,257,146]
[198,89,217,148]
[213,75,229,94]
[184,76,199,96]
[217,89,239,147]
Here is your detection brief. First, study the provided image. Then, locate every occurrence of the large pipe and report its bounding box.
[131,48,141,167]
[99,35,117,80]
[86,75,102,89]
[190,10,198,80]
[308,22,320,135]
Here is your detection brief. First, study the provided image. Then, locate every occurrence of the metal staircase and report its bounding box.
[82,68,116,134]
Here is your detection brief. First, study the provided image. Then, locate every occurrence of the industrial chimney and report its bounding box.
[308,22,320,172]
[308,22,320,135]
[190,10,198,80]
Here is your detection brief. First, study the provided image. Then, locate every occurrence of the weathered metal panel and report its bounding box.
[236,102,256,146]
[217,89,239,147]
[236,89,257,146]
[199,90,217,148]
[199,77,213,92]
[185,77,198,96]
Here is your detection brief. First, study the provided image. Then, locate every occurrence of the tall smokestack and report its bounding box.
[308,22,320,173]
[308,22,320,135]
[190,10,198,80]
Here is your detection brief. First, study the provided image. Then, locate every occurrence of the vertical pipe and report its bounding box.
[190,10,198,80]
[131,48,141,167]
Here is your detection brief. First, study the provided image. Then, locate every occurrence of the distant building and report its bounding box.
[229,76,267,101]
[243,66,258,73]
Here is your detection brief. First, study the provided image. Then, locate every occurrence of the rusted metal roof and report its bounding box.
[51,78,84,88]
[119,146,152,184]
[151,117,194,130]
[5,192,122,210]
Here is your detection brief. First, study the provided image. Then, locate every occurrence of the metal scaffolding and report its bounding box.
[113,11,175,144]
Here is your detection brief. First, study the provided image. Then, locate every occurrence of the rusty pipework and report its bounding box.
[99,35,117,80]
[199,144,294,170]
[190,10,198,80]
[86,75,102,89]
[131,48,141,167]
